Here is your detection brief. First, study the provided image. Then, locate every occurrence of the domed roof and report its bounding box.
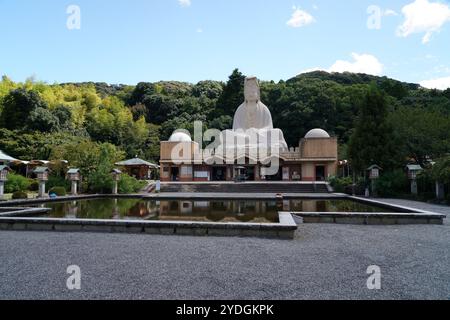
[305,128,330,139]
[169,131,192,142]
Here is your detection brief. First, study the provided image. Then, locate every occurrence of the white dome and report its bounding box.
[305,128,330,139]
[169,132,192,142]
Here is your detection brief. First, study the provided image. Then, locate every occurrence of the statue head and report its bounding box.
[244,77,260,102]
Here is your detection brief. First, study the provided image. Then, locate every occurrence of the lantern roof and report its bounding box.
[406,164,422,171]
[33,166,50,174]
[67,168,80,174]
[0,165,11,171]
[367,165,382,171]
[111,169,122,174]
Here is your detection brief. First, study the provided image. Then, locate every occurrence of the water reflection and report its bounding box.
[37,198,388,223]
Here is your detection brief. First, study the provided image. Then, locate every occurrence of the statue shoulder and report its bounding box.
[258,101,271,112]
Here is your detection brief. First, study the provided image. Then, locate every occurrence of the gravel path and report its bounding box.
[1,219,449,300]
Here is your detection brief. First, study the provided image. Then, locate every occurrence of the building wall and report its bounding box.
[159,136,338,182]
[160,142,199,161]
[301,138,338,159]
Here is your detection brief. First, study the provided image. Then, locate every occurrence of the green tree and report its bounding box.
[389,106,450,165]
[28,107,60,132]
[216,69,245,117]
[348,85,401,172]
[0,88,48,130]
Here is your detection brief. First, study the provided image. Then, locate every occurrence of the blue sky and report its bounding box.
[0,0,449,88]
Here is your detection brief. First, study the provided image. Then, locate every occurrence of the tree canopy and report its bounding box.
[0,70,448,173]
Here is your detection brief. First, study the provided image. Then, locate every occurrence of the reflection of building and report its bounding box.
[158,200,279,223]
[160,77,337,182]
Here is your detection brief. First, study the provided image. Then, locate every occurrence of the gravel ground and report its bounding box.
[1,217,449,300]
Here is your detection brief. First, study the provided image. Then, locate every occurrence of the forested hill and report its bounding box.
[0,69,449,167]
[288,71,420,89]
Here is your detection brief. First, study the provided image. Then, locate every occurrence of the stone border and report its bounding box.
[0,212,297,240]
[0,207,51,217]
[288,196,446,225]
[290,211,445,225]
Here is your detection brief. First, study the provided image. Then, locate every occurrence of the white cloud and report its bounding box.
[420,76,450,90]
[196,28,203,33]
[397,0,450,44]
[287,7,315,28]
[178,0,191,7]
[330,53,384,75]
[383,9,398,16]
[300,53,384,76]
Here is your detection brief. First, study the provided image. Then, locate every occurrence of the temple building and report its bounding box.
[160,77,338,182]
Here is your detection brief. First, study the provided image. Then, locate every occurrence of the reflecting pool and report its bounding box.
[24,198,390,223]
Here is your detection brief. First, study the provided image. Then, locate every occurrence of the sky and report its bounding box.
[0,0,449,89]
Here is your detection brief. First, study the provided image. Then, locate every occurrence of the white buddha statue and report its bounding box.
[233,77,274,131]
[217,77,288,157]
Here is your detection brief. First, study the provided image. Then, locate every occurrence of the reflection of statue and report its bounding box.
[219,77,288,154]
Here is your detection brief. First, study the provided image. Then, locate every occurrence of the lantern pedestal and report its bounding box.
[111,169,122,195]
[112,181,118,195]
[436,182,445,200]
[411,180,418,195]
[38,181,46,198]
[71,181,78,195]
[0,181,5,200]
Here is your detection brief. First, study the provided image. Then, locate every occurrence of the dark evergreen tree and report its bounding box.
[0,88,48,130]
[348,84,401,172]
[216,69,245,117]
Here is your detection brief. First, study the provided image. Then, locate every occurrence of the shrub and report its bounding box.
[87,170,113,194]
[28,180,39,192]
[119,174,147,194]
[47,174,70,191]
[5,173,32,193]
[328,176,353,193]
[48,186,67,196]
[12,191,28,199]
[374,169,409,197]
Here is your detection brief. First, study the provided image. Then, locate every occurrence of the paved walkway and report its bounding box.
[374,198,449,222]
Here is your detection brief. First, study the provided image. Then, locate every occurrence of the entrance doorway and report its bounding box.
[171,167,179,181]
[315,165,326,181]
[212,167,226,181]
[245,166,255,181]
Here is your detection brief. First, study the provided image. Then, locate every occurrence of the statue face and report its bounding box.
[244,78,260,101]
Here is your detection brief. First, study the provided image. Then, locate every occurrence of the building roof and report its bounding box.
[33,166,50,173]
[169,131,192,142]
[115,157,158,168]
[0,150,18,162]
[305,129,330,139]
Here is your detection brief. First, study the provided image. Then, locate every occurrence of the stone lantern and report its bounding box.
[67,168,81,195]
[111,169,122,195]
[367,165,382,197]
[0,165,11,200]
[406,164,422,195]
[33,167,50,198]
